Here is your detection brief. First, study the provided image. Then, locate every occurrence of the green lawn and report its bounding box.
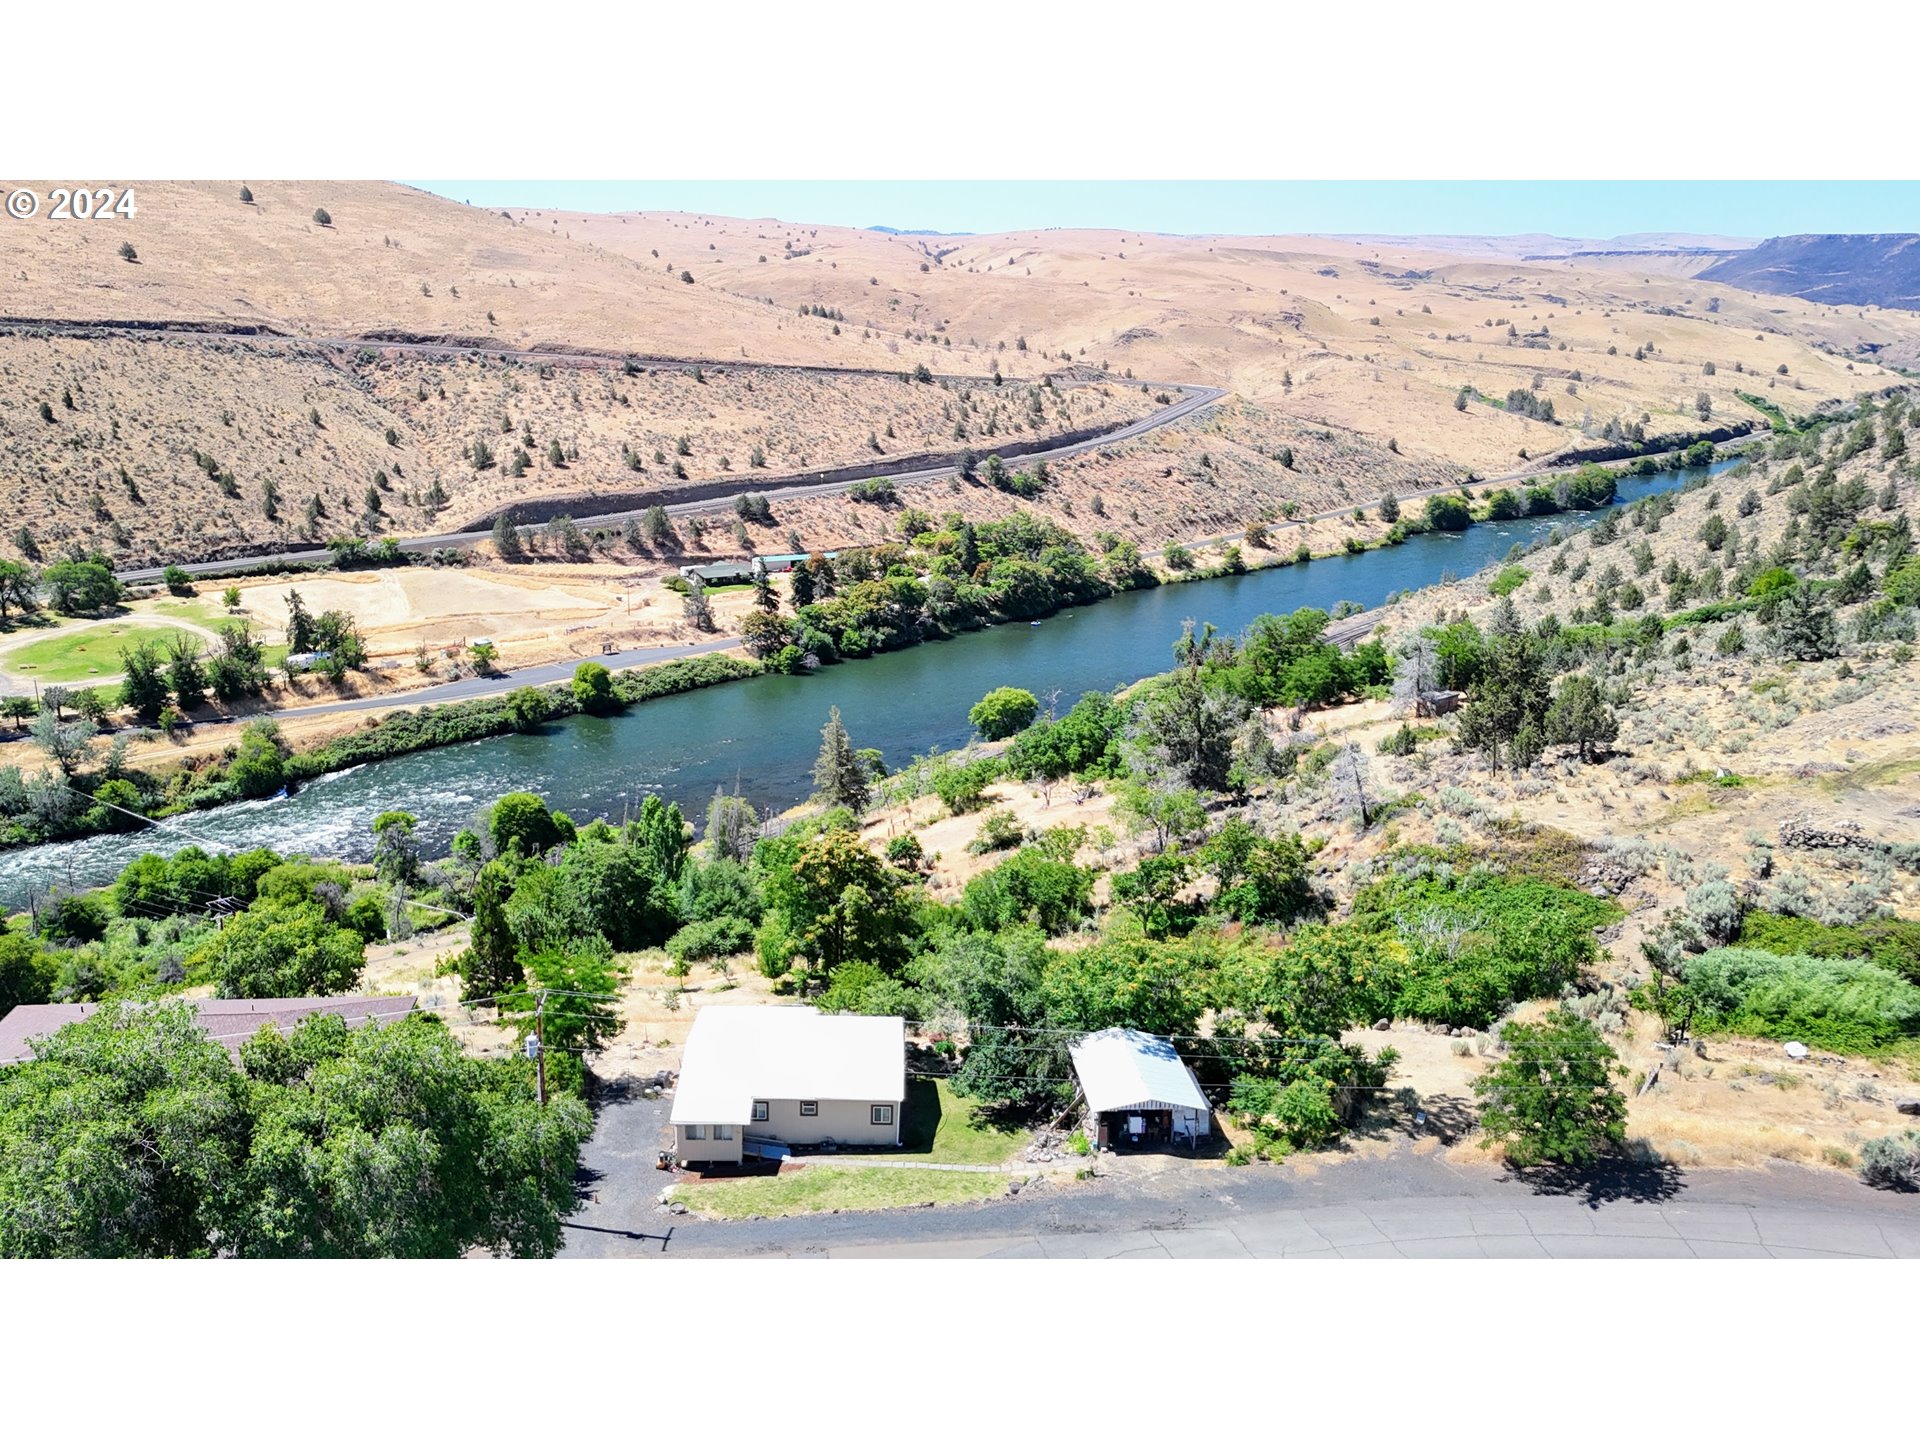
[895,1077,1029,1165]
[1,620,206,683]
[676,1165,1011,1220]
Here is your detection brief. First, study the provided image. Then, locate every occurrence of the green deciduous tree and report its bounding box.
[968,685,1038,740]
[1474,1010,1627,1168]
[488,791,562,858]
[197,901,365,998]
[231,1012,589,1256]
[229,718,289,798]
[0,1002,250,1257]
[776,828,912,976]
[372,810,420,885]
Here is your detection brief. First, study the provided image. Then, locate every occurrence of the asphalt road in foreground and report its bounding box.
[560,1088,1920,1258]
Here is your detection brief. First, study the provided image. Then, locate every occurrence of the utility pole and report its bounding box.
[534,991,548,1107]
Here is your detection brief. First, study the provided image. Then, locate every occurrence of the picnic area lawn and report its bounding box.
[2,620,204,683]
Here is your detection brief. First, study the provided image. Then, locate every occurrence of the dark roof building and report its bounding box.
[0,995,418,1066]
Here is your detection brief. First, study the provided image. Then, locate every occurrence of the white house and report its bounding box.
[1068,1027,1212,1151]
[669,1006,905,1165]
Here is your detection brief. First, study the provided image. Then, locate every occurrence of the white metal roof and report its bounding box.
[1069,1028,1209,1115]
[669,1006,905,1126]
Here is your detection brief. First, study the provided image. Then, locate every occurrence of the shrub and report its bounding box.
[1737,912,1920,985]
[1349,872,1618,1028]
[1680,947,1920,1052]
[1684,879,1745,946]
[665,916,755,966]
[1489,565,1529,598]
[1857,1131,1920,1190]
[967,809,1025,856]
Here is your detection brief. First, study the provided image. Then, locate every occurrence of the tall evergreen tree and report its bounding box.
[118,640,171,723]
[459,862,523,1004]
[1457,599,1551,770]
[491,513,521,559]
[812,706,870,812]
[283,589,316,653]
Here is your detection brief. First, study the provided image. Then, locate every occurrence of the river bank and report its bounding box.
[0,451,1747,906]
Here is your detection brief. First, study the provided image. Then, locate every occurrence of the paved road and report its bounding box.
[560,1085,1920,1258]
[253,634,742,721]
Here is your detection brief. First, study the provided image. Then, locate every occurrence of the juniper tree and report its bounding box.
[812,706,870,812]
[681,575,714,632]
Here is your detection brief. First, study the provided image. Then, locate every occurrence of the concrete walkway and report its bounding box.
[783,1155,1009,1173]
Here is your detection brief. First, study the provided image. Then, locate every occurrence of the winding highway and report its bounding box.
[47,315,1223,582]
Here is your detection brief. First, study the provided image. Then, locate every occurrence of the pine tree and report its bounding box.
[283,589,316,653]
[812,706,870,812]
[1456,599,1551,771]
[459,863,523,1004]
[682,575,714,632]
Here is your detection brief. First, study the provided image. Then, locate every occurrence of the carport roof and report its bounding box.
[1069,1028,1209,1115]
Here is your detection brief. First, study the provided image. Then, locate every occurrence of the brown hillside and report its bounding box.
[0,332,1153,564]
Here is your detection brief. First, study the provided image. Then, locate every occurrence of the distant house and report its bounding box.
[677,562,756,585]
[1068,1027,1212,1150]
[676,551,838,585]
[753,551,836,574]
[0,995,418,1066]
[669,1006,905,1165]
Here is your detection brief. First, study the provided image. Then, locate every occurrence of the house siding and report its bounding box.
[750,1096,900,1148]
[673,1126,744,1164]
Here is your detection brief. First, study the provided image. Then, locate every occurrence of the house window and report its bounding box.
[799,1101,819,1117]
[870,1105,894,1126]
[714,1125,733,1141]
[684,1124,706,1140]
[751,1101,769,1123]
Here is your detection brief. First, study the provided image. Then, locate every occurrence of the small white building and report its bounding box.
[1068,1027,1212,1151]
[669,1006,905,1165]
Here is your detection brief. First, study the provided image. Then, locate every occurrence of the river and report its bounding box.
[0,459,1740,905]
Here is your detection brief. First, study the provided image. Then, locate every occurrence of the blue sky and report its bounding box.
[408,180,1919,239]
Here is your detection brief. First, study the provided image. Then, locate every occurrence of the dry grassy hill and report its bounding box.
[557,208,1920,471]
[6,181,1920,568]
[0,180,968,372]
[0,331,1154,564]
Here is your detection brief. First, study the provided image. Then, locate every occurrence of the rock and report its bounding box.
[1896,1100,1920,1117]
[1777,815,1870,851]
[1373,1018,1391,1032]
[1783,1042,1810,1060]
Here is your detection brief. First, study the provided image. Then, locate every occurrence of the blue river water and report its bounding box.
[0,460,1738,904]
